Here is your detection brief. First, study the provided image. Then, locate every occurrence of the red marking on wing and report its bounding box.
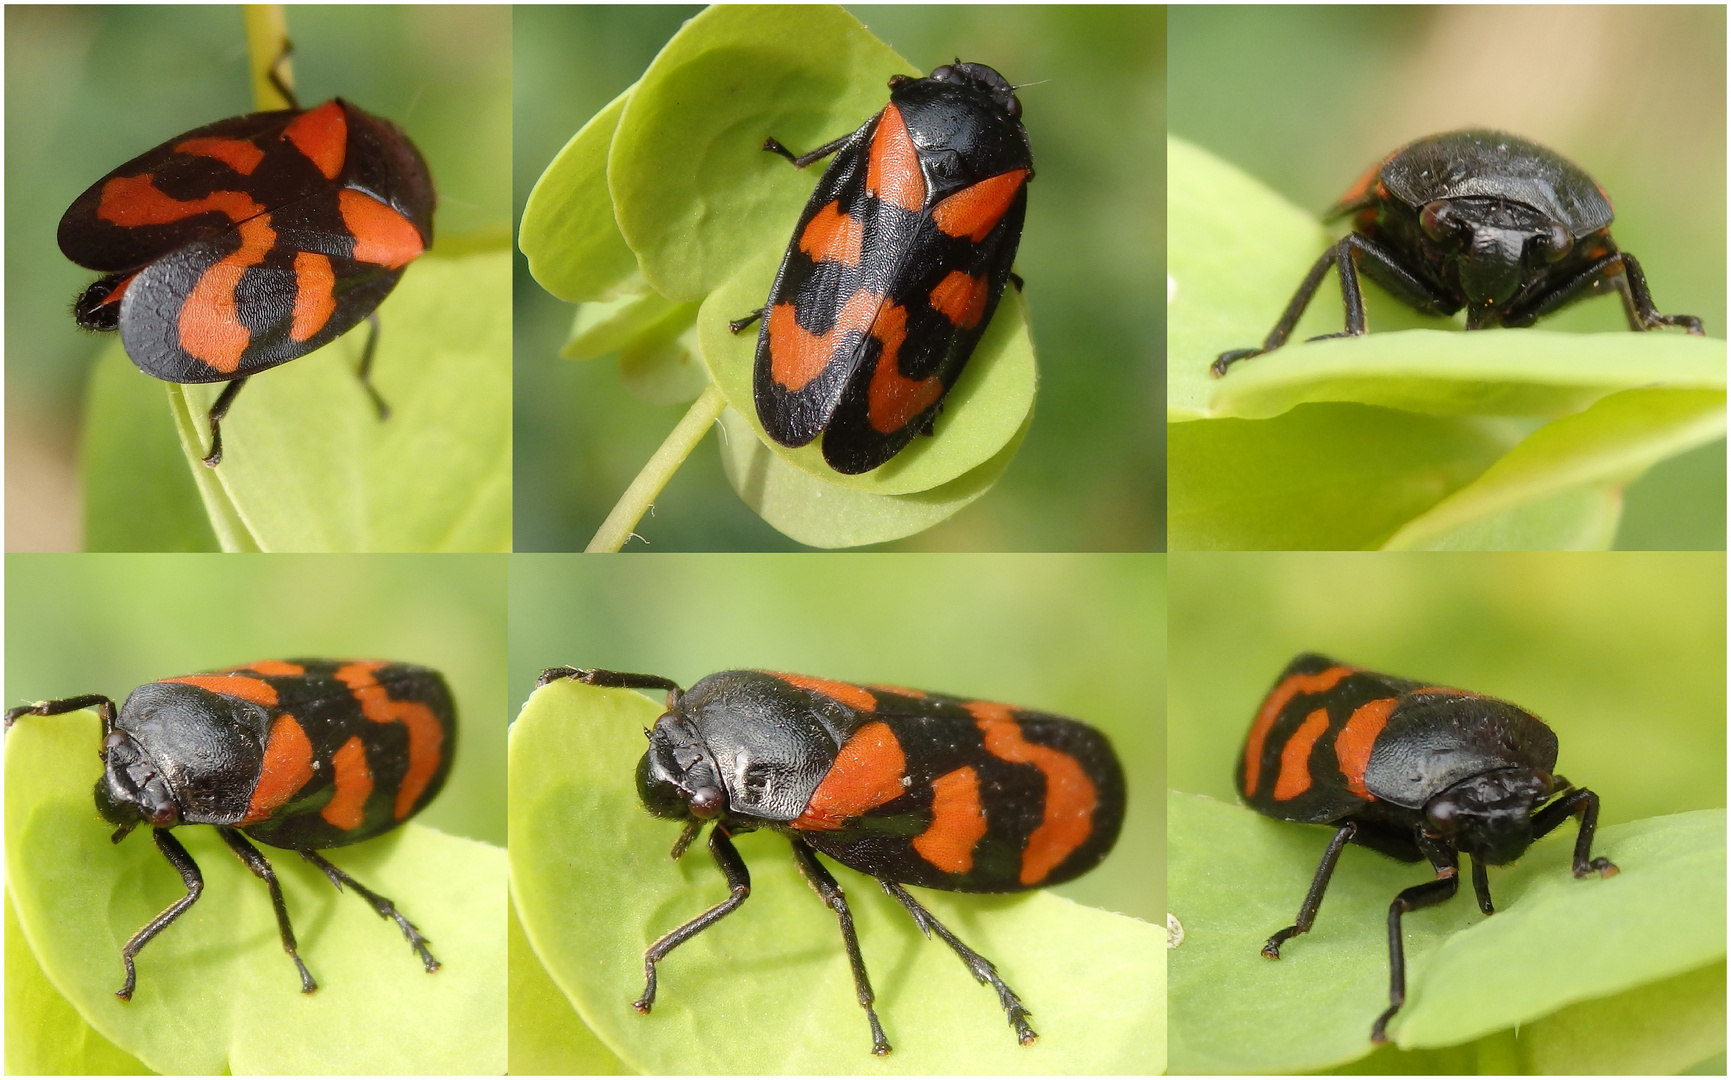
[177,215,276,373]
[792,720,906,830]
[335,661,444,820]
[237,660,305,676]
[339,190,423,269]
[241,714,314,824]
[174,136,265,175]
[1242,665,1356,796]
[1336,697,1396,799]
[912,765,988,873]
[768,290,882,392]
[97,174,262,227]
[928,270,989,329]
[866,105,926,213]
[163,672,278,706]
[931,169,1028,243]
[1274,707,1331,801]
[799,200,864,266]
[321,735,374,830]
[777,673,878,711]
[290,252,337,342]
[283,101,348,180]
[968,702,1097,885]
[864,300,943,434]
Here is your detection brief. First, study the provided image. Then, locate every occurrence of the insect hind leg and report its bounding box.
[301,849,440,972]
[879,879,1036,1045]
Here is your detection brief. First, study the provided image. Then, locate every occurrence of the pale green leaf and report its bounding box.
[510,679,1163,1075]
[6,711,507,1075]
[508,896,630,1075]
[520,84,644,303]
[5,893,152,1075]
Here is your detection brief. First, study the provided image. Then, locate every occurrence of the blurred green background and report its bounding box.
[1169,5,1727,549]
[513,6,1165,552]
[509,552,1163,920]
[5,5,512,552]
[1169,552,1726,825]
[4,554,507,846]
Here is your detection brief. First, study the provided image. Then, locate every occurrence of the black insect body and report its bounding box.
[731,61,1033,474]
[5,659,454,999]
[1215,130,1704,374]
[1235,653,1617,1042]
[542,666,1125,1055]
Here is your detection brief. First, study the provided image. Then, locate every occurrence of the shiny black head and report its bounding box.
[910,60,1022,120]
[636,712,727,822]
[1417,198,1578,325]
[96,730,180,839]
[1422,767,1555,865]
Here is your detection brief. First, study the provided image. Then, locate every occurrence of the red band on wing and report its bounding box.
[241,714,314,824]
[339,190,424,269]
[163,672,278,706]
[174,137,265,175]
[799,201,864,266]
[1242,665,1356,796]
[1273,707,1331,801]
[290,252,338,342]
[793,720,906,830]
[968,702,1097,885]
[321,735,374,830]
[335,661,444,820]
[912,765,988,873]
[97,174,262,227]
[283,101,348,180]
[177,215,277,373]
[866,105,926,213]
[932,170,1027,242]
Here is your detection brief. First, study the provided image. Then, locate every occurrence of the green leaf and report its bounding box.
[171,251,512,552]
[1167,136,1727,423]
[6,894,152,1075]
[565,295,709,408]
[1385,388,1728,549]
[1167,792,1725,1074]
[520,84,645,303]
[1167,403,1516,550]
[509,895,631,1075]
[510,679,1164,1074]
[608,5,911,302]
[702,255,1036,494]
[717,406,1028,548]
[6,710,508,1075]
[81,345,219,552]
[1516,960,1725,1074]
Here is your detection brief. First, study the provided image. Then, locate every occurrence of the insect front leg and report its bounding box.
[4,694,117,736]
[879,879,1037,1045]
[1213,246,1340,375]
[1612,252,1703,335]
[302,849,441,972]
[1370,834,1459,1044]
[1469,854,1494,915]
[356,312,392,420]
[790,839,890,1055]
[762,132,853,170]
[1262,821,1357,958]
[728,308,766,335]
[219,828,316,993]
[636,825,751,1013]
[117,828,205,1000]
[1530,787,1618,878]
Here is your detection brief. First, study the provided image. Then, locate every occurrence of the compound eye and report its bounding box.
[1426,799,1459,833]
[688,785,725,819]
[1419,200,1456,241]
[1007,95,1022,120]
[930,64,955,81]
[1541,222,1574,262]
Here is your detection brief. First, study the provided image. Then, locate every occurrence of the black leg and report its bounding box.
[1370,835,1459,1043]
[5,693,117,735]
[356,312,391,420]
[266,39,300,112]
[301,849,440,972]
[1470,855,1494,915]
[1340,233,1461,321]
[1613,252,1703,335]
[201,377,249,468]
[1531,787,1618,879]
[1214,247,1339,375]
[219,828,316,993]
[1502,251,1625,328]
[790,839,890,1055]
[729,308,766,335]
[636,826,751,1013]
[762,133,853,170]
[539,667,683,695]
[117,829,205,1000]
[879,879,1036,1045]
[1263,821,1357,958]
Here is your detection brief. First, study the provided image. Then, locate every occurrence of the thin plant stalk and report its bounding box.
[587,384,727,552]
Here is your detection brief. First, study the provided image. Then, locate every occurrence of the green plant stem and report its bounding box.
[587,384,727,552]
[243,5,292,110]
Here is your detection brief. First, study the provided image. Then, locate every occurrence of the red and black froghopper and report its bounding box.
[57,58,435,466]
[731,62,1033,474]
[5,659,454,999]
[1236,653,1617,1041]
[1215,130,1703,374]
[540,667,1124,1055]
